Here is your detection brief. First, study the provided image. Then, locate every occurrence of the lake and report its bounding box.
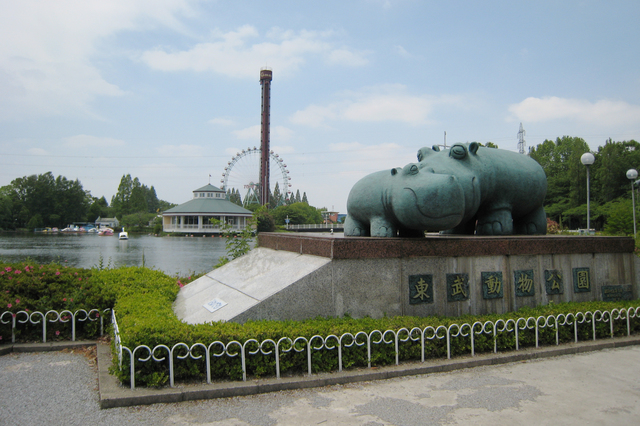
[0,233,232,276]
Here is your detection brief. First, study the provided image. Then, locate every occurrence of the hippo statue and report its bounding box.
[344,142,547,237]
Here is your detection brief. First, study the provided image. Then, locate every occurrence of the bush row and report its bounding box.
[109,264,640,386]
[2,261,639,388]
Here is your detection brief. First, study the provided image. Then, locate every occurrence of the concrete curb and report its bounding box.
[5,336,640,409]
[94,335,640,409]
[0,340,95,355]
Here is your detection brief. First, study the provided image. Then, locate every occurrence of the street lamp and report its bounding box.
[627,169,638,238]
[581,152,595,233]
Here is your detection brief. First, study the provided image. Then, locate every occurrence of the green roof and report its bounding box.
[164,198,252,215]
[193,184,224,193]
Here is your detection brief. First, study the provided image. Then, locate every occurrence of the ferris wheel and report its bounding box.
[220,147,292,207]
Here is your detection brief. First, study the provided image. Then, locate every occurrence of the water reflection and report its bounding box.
[0,233,230,276]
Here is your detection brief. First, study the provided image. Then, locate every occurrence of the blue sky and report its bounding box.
[2,0,640,213]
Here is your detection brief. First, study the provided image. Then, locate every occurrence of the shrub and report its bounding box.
[2,261,639,387]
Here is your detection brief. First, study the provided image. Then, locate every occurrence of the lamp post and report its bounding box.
[627,169,638,238]
[581,152,595,233]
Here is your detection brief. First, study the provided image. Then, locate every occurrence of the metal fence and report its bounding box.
[286,223,343,230]
[0,308,111,343]
[112,307,640,389]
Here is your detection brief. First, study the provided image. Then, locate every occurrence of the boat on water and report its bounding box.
[119,227,129,240]
[98,228,114,236]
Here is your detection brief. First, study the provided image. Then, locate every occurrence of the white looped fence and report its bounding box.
[0,308,111,343]
[112,306,640,389]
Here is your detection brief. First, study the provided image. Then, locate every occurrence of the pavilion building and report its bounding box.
[162,184,252,234]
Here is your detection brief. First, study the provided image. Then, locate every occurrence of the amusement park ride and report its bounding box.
[220,147,292,207]
[219,69,292,208]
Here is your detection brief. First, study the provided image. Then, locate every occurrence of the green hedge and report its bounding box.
[107,263,640,386]
[2,261,640,388]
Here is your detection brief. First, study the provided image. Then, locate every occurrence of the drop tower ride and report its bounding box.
[259,68,272,206]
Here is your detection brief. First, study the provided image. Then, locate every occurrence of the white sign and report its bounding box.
[203,298,228,313]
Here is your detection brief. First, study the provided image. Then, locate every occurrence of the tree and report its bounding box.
[478,142,499,148]
[111,174,170,217]
[270,182,284,209]
[272,202,323,225]
[129,186,148,214]
[1,172,90,229]
[593,139,640,204]
[295,190,301,203]
[227,188,242,206]
[254,206,276,232]
[601,198,636,236]
[302,192,308,204]
[121,212,156,231]
[88,196,111,222]
[0,190,15,230]
[210,216,255,267]
[529,136,590,228]
[111,174,133,218]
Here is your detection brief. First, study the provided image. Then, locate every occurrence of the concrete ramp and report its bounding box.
[174,247,331,324]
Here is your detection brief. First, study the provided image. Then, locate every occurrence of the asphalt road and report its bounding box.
[2,345,640,425]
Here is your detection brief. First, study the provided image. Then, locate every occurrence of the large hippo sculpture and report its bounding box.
[344,142,547,237]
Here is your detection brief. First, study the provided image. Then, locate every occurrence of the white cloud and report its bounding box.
[343,94,433,124]
[394,45,413,58]
[63,134,126,148]
[508,96,640,126]
[290,85,465,127]
[272,126,294,141]
[0,0,197,120]
[232,125,261,140]
[290,105,339,128]
[326,49,370,67]
[141,26,369,78]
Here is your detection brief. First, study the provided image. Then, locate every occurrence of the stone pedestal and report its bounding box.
[174,233,637,324]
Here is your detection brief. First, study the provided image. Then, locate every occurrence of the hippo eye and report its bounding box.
[449,144,467,160]
[409,165,418,175]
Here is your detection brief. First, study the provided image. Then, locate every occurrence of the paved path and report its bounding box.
[2,344,640,425]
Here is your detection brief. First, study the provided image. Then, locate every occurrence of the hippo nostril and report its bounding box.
[391,168,398,176]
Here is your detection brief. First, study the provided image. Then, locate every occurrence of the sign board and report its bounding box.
[203,298,228,313]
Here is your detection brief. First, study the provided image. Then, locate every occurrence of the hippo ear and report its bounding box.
[417,147,436,162]
[449,144,468,160]
[469,142,480,154]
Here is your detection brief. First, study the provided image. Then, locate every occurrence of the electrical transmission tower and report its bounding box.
[517,122,526,154]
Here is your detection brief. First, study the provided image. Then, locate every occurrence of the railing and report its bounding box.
[0,308,111,343]
[112,307,640,389]
[287,223,343,230]
[164,224,246,232]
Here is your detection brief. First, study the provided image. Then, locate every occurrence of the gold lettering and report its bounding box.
[517,275,534,293]
[451,276,467,298]
[413,278,430,301]
[577,270,590,289]
[485,275,501,294]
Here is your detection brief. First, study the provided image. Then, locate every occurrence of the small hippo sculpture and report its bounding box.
[344,142,547,237]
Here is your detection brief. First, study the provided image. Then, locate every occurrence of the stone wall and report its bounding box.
[252,233,637,320]
[174,233,638,324]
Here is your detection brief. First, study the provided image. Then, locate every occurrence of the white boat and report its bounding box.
[119,227,129,240]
